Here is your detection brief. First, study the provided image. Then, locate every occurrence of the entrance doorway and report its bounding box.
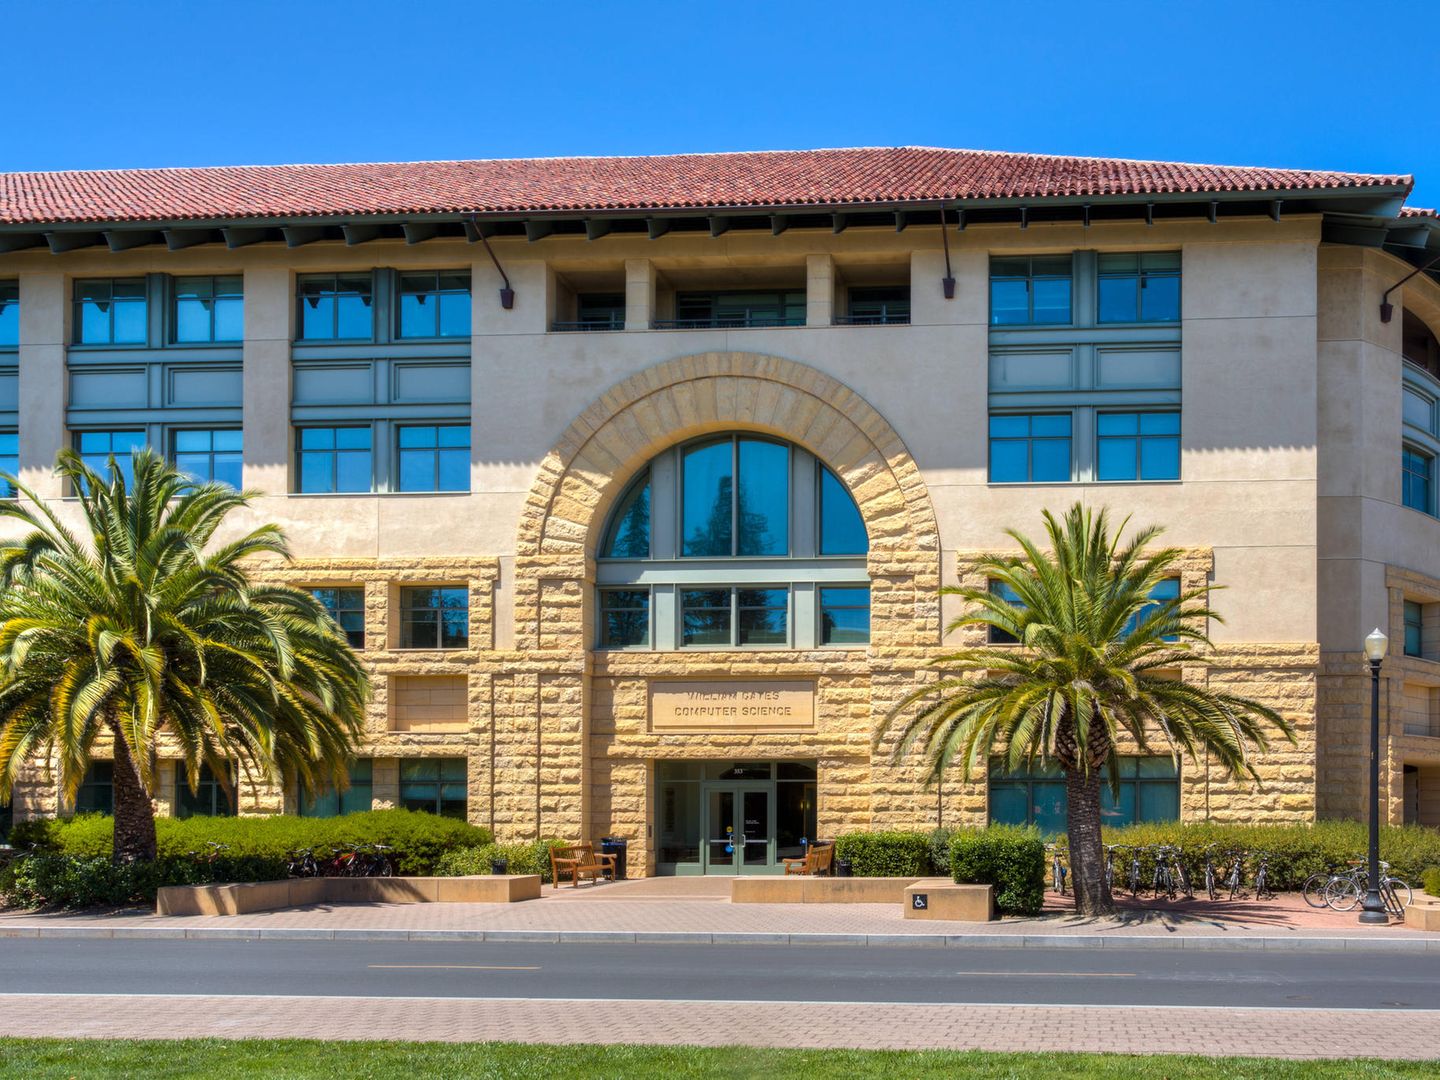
[656,760,817,875]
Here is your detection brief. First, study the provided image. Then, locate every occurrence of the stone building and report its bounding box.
[0,147,1437,874]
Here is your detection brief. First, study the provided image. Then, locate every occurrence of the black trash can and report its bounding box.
[835,859,853,878]
[600,837,628,880]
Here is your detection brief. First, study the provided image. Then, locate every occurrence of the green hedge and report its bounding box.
[949,825,1046,916]
[1,852,289,910]
[1424,867,1440,898]
[833,831,932,877]
[1097,821,1440,892]
[434,840,569,883]
[10,810,492,877]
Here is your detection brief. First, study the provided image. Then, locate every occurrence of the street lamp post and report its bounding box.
[1360,628,1389,925]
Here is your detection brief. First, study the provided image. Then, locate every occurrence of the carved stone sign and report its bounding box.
[649,680,817,733]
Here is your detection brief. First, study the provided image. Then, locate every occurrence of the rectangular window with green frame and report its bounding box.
[76,762,115,815]
[989,255,1072,325]
[598,588,650,648]
[297,759,373,817]
[297,274,375,341]
[174,763,236,819]
[819,586,870,645]
[0,280,18,347]
[988,756,1179,833]
[1403,446,1434,515]
[73,278,147,345]
[989,414,1072,483]
[1404,600,1424,658]
[0,431,17,499]
[1096,412,1180,482]
[1097,252,1181,323]
[173,275,243,342]
[397,271,471,339]
[399,758,467,819]
[311,587,366,649]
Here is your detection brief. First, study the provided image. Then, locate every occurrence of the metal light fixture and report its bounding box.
[1360,627,1389,925]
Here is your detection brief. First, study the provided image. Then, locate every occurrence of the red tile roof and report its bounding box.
[1400,206,1436,218]
[0,147,1414,227]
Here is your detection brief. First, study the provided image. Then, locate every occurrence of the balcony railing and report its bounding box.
[651,313,806,330]
[834,307,911,326]
[552,315,624,332]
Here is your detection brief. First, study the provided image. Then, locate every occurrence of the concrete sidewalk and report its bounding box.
[0,881,1432,949]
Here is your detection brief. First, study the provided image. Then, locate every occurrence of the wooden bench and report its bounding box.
[548,842,618,889]
[782,840,834,876]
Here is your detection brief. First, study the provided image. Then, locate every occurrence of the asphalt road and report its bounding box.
[0,938,1435,1010]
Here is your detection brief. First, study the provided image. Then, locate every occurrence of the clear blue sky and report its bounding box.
[3,0,1437,206]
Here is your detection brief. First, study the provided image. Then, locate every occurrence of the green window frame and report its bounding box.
[1095,412,1181,482]
[1097,252,1181,323]
[667,290,806,329]
[297,759,373,817]
[75,762,115,815]
[395,423,470,493]
[296,273,375,341]
[989,413,1072,483]
[0,280,18,348]
[295,426,374,494]
[173,275,243,342]
[175,763,236,819]
[0,431,17,499]
[681,587,790,648]
[577,293,626,330]
[312,587,366,649]
[843,286,910,325]
[75,430,146,489]
[1404,600,1424,658]
[598,588,650,649]
[1403,446,1434,515]
[988,756,1179,833]
[73,278,147,345]
[172,428,243,489]
[989,255,1073,325]
[399,586,469,649]
[988,579,1023,644]
[396,270,471,339]
[399,758,467,819]
[819,586,870,645]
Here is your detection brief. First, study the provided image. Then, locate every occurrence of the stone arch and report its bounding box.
[517,351,940,560]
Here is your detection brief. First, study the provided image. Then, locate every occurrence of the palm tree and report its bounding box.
[0,450,370,863]
[880,504,1294,917]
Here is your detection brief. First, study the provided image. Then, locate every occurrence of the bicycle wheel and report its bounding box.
[1300,873,1333,908]
[1384,878,1412,912]
[1324,877,1361,911]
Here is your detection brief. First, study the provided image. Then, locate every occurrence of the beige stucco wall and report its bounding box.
[6,210,1439,856]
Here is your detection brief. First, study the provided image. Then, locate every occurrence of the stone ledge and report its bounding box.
[730,876,921,904]
[903,878,994,922]
[155,875,541,917]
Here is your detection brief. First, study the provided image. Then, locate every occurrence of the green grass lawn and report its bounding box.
[0,1040,1434,1079]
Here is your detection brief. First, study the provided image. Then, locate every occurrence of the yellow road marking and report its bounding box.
[367,965,541,971]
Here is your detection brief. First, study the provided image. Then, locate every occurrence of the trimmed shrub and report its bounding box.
[928,828,955,876]
[434,840,569,884]
[950,825,1046,916]
[834,831,932,877]
[1423,867,1440,898]
[10,809,492,877]
[1,852,288,910]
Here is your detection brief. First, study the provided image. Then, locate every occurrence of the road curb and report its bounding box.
[1,925,1434,950]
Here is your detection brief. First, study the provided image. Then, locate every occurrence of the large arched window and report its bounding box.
[597,434,869,650]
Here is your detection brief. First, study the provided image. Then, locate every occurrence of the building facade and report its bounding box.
[0,147,1437,872]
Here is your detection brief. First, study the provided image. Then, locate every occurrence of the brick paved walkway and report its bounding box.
[0,993,1434,1059]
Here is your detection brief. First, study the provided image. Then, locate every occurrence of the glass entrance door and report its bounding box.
[701,783,773,874]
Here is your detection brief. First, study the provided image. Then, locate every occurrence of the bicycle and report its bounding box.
[1127,844,1144,898]
[1046,842,1068,896]
[1301,864,1349,909]
[1223,849,1248,900]
[1324,861,1411,919]
[1103,844,1125,892]
[1202,843,1222,902]
[1252,851,1276,901]
[287,848,320,878]
[1150,844,1192,900]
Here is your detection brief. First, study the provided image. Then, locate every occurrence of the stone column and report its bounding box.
[17,272,67,499]
[241,268,293,495]
[806,254,835,327]
[624,259,656,331]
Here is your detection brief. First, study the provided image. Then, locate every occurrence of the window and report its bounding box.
[578,294,625,330]
[1124,578,1181,640]
[312,587,366,649]
[399,586,468,649]
[0,432,16,499]
[296,427,373,493]
[173,429,242,489]
[603,472,651,558]
[1096,412,1180,482]
[298,759,373,817]
[396,424,470,492]
[399,758,467,819]
[397,271,471,339]
[818,465,867,555]
[297,274,374,340]
[989,579,1023,644]
[1403,447,1434,515]
[820,586,870,645]
[989,414,1071,483]
[989,256,1072,325]
[1404,385,1435,436]
[175,763,235,819]
[682,435,788,556]
[668,290,806,329]
[598,588,650,648]
[844,286,910,325]
[75,762,114,815]
[76,430,146,488]
[0,281,17,347]
[1097,252,1181,323]
[681,587,789,647]
[173,275,243,342]
[989,756,1178,832]
[1405,601,1424,659]
[74,279,146,345]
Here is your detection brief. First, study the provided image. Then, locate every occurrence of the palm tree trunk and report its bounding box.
[1065,768,1115,917]
[109,725,157,864]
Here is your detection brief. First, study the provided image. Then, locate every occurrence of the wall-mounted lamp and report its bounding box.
[939,203,955,299]
[469,216,515,309]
